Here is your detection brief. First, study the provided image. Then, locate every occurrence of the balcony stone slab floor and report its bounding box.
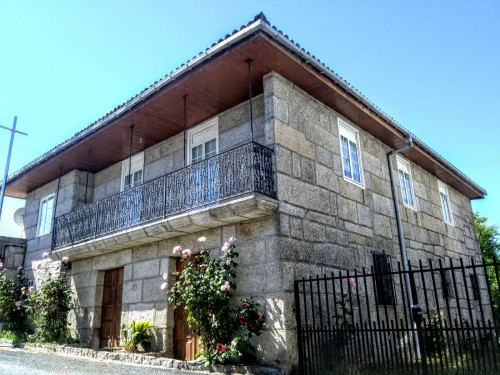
[50,193,278,261]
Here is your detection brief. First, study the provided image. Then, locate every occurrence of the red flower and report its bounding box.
[216,343,222,351]
[243,303,250,309]
[239,316,248,324]
[260,313,265,319]
[221,346,228,353]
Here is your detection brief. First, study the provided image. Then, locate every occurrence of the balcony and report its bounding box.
[51,142,277,256]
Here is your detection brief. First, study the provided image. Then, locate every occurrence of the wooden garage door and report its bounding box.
[173,258,199,360]
[100,267,124,349]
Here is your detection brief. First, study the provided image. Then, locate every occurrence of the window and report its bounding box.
[338,119,364,187]
[396,156,416,209]
[187,118,218,165]
[372,251,395,305]
[438,181,453,225]
[121,152,144,191]
[37,194,55,236]
[470,274,480,301]
[440,269,454,299]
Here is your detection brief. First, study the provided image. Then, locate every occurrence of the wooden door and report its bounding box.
[173,259,199,360]
[100,267,124,348]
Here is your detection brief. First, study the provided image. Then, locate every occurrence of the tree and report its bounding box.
[474,213,500,325]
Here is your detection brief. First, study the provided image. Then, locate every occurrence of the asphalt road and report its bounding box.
[0,346,208,375]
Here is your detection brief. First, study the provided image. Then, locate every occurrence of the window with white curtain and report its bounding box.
[37,194,55,236]
[338,119,364,187]
[396,156,417,209]
[187,118,218,164]
[121,152,144,191]
[438,181,453,225]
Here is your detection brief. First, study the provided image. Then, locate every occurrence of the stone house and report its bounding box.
[2,13,486,373]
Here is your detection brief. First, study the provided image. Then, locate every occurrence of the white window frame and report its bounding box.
[396,156,417,210]
[120,151,144,191]
[438,181,454,225]
[337,119,365,188]
[36,193,55,237]
[186,117,219,165]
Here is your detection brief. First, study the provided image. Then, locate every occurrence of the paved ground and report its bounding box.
[0,345,208,375]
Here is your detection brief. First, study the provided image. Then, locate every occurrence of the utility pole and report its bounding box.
[0,117,28,221]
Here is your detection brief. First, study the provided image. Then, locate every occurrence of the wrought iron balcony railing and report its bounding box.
[52,142,275,250]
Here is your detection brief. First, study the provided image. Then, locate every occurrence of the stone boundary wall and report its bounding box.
[0,339,284,374]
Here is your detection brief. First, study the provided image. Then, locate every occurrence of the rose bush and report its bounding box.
[28,254,74,342]
[0,264,31,341]
[164,237,265,365]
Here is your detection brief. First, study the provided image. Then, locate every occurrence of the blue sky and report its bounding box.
[0,0,499,237]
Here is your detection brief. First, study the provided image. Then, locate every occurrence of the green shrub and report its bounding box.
[121,320,156,352]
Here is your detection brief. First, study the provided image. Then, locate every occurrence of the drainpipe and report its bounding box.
[387,133,425,359]
[387,134,413,304]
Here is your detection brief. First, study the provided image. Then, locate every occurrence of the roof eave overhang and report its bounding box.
[4,17,486,200]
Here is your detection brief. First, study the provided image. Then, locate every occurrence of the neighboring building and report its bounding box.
[0,236,26,278]
[1,13,486,373]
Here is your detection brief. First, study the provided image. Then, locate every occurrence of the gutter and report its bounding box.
[4,16,487,199]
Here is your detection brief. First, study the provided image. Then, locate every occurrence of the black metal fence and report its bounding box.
[52,141,275,250]
[294,257,500,374]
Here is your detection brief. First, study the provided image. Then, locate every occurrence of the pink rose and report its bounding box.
[220,281,230,292]
[221,245,229,253]
[349,278,355,287]
[181,249,192,259]
[229,237,236,243]
[36,262,42,270]
[17,266,23,272]
[62,256,69,264]
[432,306,438,312]
[160,282,168,290]
[197,236,206,243]
[28,287,34,293]
[173,246,182,254]
[162,273,168,280]
[42,252,49,258]
[0,262,3,269]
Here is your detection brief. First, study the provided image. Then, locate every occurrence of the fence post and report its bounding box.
[294,280,305,375]
[412,305,428,375]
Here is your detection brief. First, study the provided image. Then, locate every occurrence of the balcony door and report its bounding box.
[187,118,219,206]
[100,267,124,348]
[120,152,144,225]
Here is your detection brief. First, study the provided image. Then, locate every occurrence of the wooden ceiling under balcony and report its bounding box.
[5,32,484,199]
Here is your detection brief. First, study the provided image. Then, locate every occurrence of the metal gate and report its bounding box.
[294,257,500,374]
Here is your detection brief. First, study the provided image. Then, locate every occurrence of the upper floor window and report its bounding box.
[396,156,416,210]
[37,193,55,236]
[438,181,453,225]
[338,119,364,187]
[187,118,218,164]
[121,152,144,191]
